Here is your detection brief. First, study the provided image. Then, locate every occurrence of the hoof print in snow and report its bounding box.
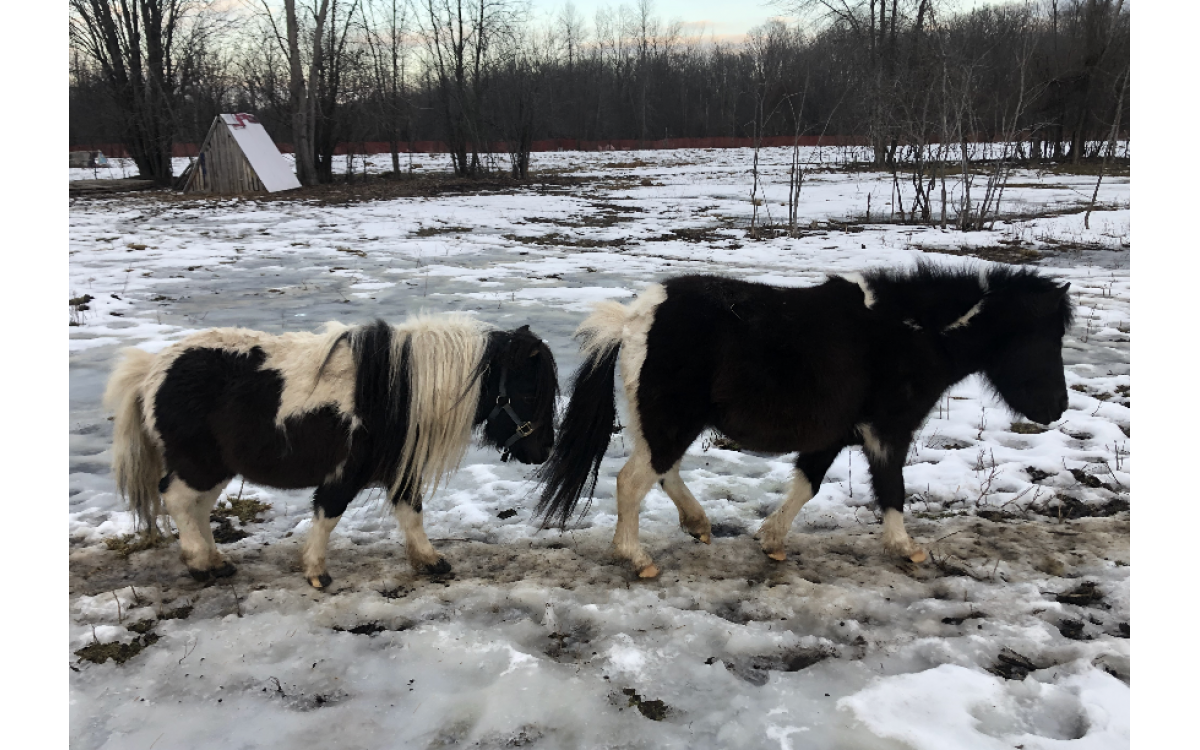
[621,688,669,721]
[1057,618,1091,641]
[708,521,744,538]
[332,620,412,637]
[1054,581,1105,607]
[723,647,835,686]
[210,516,249,544]
[497,508,518,520]
[988,648,1042,680]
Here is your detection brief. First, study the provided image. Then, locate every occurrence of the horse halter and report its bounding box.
[486,365,538,462]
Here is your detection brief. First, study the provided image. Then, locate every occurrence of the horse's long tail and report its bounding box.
[534,300,630,527]
[103,348,165,536]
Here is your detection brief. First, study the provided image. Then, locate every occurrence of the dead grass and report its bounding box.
[103,532,173,558]
[414,225,473,237]
[211,495,272,525]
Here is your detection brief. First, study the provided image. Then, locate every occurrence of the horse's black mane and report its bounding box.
[859,261,1074,331]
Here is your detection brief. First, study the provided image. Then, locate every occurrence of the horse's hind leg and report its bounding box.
[161,475,234,580]
[613,445,663,578]
[757,444,843,561]
[660,461,711,544]
[393,495,450,575]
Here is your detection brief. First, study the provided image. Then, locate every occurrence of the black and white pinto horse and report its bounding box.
[536,264,1073,578]
[105,314,557,588]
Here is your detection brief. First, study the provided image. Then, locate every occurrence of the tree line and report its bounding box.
[69,0,1130,186]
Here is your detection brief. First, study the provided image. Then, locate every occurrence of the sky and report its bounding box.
[525,1,1022,43]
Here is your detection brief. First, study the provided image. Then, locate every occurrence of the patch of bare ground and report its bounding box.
[912,241,1043,265]
[70,172,593,208]
[502,232,628,248]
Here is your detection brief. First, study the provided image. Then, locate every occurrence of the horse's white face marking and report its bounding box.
[857,423,889,462]
[903,319,923,331]
[757,470,815,557]
[301,508,341,582]
[839,273,876,309]
[943,300,985,332]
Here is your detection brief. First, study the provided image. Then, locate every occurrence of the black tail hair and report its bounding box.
[534,344,621,527]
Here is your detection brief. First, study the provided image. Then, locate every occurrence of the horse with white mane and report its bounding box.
[105,314,558,588]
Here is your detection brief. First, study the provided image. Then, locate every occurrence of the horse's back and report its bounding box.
[641,275,874,452]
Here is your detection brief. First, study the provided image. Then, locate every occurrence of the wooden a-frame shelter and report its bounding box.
[182,114,301,194]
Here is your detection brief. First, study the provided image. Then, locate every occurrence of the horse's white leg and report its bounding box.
[163,477,234,579]
[757,470,814,561]
[612,446,662,578]
[301,509,341,589]
[660,461,711,543]
[881,507,927,563]
[394,501,450,574]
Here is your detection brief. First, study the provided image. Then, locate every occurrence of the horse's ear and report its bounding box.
[517,325,530,333]
[1058,282,1071,294]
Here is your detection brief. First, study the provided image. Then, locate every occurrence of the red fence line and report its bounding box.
[71,133,1126,159]
[71,135,875,159]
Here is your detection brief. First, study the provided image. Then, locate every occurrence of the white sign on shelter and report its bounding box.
[220,114,301,192]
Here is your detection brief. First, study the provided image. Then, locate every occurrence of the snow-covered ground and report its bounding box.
[69,147,1130,749]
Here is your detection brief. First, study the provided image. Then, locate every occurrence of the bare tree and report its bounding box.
[70,0,218,185]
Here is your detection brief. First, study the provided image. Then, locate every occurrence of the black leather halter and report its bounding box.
[486,365,538,461]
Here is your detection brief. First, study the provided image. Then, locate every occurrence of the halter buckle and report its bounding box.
[516,421,535,437]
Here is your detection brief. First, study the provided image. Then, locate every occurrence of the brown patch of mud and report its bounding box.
[621,688,670,720]
[414,225,473,237]
[74,633,160,665]
[1031,495,1128,520]
[502,232,627,249]
[915,242,1042,265]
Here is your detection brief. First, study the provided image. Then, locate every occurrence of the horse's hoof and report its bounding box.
[212,561,237,579]
[637,564,660,579]
[425,558,452,576]
[765,550,787,562]
[909,550,928,564]
[692,532,712,544]
[308,572,333,589]
[188,568,212,582]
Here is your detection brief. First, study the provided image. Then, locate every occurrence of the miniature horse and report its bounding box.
[105,314,557,588]
[537,263,1073,578]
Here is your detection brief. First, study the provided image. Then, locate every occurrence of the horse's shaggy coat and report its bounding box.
[106,314,557,587]
[537,263,1073,577]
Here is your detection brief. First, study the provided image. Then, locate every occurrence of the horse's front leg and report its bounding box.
[757,444,844,561]
[660,461,711,544]
[861,426,927,563]
[613,446,663,578]
[301,478,367,589]
[393,495,451,575]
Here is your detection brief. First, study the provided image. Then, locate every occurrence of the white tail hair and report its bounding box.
[103,348,165,535]
[391,313,491,502]
[575,284,668,364]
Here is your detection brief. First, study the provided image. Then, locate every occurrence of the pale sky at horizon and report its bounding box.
[525,0,1022,43]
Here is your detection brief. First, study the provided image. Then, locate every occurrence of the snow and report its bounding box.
[69,147,1130,748]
